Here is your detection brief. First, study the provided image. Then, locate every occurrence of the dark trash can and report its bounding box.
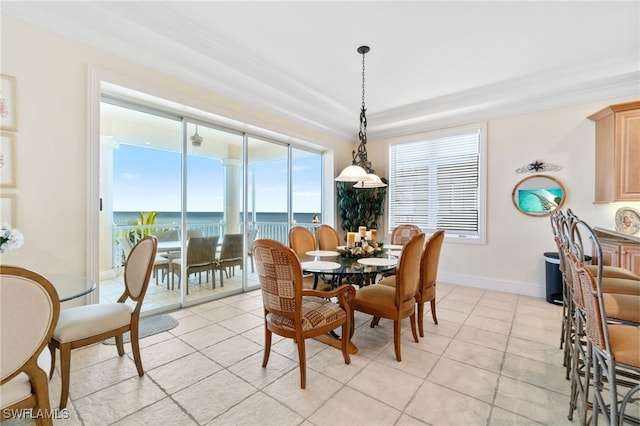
[544,252,563,305]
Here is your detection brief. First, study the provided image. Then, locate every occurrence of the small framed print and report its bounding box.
[1,74,17,131]
[1,132,16,187]
[0,194,16,226]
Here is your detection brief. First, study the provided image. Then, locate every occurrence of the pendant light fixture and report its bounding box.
[191,124,203,147]
[335,45,387,188]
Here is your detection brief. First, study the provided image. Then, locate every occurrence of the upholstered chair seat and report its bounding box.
[585,264,640,280]
[354,284,410,318]
[266,297,347,332]
[600,276,640,295]
[2,350,52,408]
[53,303,134,343]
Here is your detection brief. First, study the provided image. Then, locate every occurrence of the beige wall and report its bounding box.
[0,17,350,275]
[367,101,640,296]
[2,16,638,297]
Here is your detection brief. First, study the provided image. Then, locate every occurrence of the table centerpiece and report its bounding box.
[338,228,383,258]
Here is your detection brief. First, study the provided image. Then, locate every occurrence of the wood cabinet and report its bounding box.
[588,101,640,203]
[599,238,640,275]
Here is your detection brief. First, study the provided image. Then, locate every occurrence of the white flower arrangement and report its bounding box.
[0,223,24,253]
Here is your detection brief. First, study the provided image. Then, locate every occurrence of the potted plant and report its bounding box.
[336,179,387,238]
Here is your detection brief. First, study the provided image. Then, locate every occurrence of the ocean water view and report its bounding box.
[113,211,319,226]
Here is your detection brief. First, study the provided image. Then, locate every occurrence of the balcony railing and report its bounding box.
[111,221,316,268]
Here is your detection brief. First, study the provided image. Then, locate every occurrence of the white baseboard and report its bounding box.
[99,269,117,281]
[438,271,545,299]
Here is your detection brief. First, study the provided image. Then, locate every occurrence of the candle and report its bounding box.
[347,232,356,247]
[359,226,367,236]
[354,233,361,243]
[371,229,377,241]
[365,231,372,240]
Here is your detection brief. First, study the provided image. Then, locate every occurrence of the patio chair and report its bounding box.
[170,236,219,294]
[215,233,243,286]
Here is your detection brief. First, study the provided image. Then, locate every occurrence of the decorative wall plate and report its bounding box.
[615,207,640,235]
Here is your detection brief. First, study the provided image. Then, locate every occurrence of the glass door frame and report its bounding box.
[90,69,328,311]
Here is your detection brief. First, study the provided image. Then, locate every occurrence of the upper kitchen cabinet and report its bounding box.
[588,101,640,203]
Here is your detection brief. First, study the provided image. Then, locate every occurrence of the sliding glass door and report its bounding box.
[100,101,182,312]
[99,89,325,311]
[184,121,244,303]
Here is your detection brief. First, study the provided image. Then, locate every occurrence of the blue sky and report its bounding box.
[113,144,322,213]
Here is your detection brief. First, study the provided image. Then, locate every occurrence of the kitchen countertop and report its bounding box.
[594,227,640,243]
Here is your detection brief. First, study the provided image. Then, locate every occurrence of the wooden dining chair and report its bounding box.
[390,224,422,245]
[316,224,341,251]
[1,266,60,426]
[48,235,157,409]
[377,230,445,336]
[380,224,422,279]
[288,226,320,289]
[253,238,355,389]
[353,232,425,361]
[288,226,316,257]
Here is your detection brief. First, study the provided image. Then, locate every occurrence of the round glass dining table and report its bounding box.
[300,249,399,289]
[43,273,97,303]
[299,249,399,354]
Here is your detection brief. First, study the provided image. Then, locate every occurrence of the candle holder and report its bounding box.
[338,238,383,258]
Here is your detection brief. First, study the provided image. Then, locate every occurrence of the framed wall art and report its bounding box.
[512,175,566,217]
[1,132,16,187]
[0,194,16,226]
[1,74,17,131]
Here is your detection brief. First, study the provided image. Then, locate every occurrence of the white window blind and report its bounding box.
[388,128,483,240]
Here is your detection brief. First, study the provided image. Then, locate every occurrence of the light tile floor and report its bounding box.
[8,283,583,426]
[98,268,249,312]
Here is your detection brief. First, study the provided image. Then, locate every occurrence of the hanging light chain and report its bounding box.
[359,49,367,145]
[354,46,371,172]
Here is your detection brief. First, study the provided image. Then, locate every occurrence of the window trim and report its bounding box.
[385,122,487,245]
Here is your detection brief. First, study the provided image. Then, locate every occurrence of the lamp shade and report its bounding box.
[353,173,387,188]
[335,165,368,182]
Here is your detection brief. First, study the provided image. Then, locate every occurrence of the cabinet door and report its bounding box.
[615,109,640,201]
[619,243,640,275]
[599,240,620,267]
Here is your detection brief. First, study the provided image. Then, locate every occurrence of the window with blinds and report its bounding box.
[387,125,486,243]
